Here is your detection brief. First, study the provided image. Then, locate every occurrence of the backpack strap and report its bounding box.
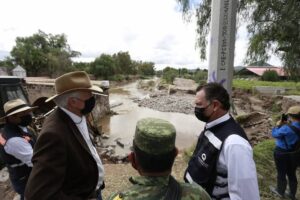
[164,175,182,200]
[288,125,300,137]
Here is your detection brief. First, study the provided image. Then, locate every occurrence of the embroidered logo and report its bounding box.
[201,153,206,161]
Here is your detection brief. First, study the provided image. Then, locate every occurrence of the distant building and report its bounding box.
[0,67,9,76]
[12,65,26,78]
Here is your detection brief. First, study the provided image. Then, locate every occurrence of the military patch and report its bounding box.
[113,194,123,200]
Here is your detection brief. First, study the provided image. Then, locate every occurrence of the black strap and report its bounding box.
[288,125,300,137]
[165,176,182,200]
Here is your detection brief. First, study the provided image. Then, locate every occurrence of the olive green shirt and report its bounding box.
[108,175,211,200]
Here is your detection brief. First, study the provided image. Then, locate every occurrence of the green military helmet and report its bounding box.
[134,118,176,155]
[287,105,300,119]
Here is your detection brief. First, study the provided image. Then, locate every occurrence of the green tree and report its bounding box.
[0,57,14,67]
[162,67,178,83]
[72,62,92,72]
[176,0,300,80]
[137,61,155,76]
[10,30,80,76]
[91,54,116,79]
[113,51,133,74]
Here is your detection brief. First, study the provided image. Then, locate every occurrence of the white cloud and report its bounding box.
[0,0,281,70]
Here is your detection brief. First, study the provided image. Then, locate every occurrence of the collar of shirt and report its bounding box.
[205,112,230,129]
[59,107,89,139]
[60,107,86,126]
[129,176,169,186]
[18,125,28,133]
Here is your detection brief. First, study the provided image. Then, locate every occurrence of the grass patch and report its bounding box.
[233,79,300,95]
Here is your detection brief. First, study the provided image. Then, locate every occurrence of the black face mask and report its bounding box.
[19,114,33,126]
[194,106,211,122]
[81,96,96,115]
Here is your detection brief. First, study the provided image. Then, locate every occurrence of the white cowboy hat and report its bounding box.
[0,99,37,120]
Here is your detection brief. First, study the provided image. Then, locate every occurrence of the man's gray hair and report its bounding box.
[53,92,81,108]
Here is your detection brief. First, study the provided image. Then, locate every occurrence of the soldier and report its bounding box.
[0,99,37,200]
[108,117,211,200]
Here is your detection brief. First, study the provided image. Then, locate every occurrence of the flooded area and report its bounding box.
[98,81,204,154]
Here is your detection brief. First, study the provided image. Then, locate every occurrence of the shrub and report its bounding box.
[261,70,279,82]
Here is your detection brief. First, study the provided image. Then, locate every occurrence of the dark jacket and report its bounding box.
[25,108,99,200]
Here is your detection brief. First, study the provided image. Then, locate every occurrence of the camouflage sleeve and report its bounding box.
[181,183,212,200]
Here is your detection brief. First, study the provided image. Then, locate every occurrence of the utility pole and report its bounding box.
[207,0,237,96]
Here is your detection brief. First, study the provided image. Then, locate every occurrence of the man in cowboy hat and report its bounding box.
[25,71,105,200]
[0,98,37,200]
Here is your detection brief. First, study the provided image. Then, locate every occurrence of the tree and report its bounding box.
[113,51,133,74]
[10,30,80,76]
[0,57,14,67]
[176,0,300,80]
[162,67,178,83]
[137,61,155,76]
[91,54,116,79]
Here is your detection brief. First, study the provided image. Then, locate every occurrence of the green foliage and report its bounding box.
[261,70,279,82]
[252,139,278,199]
[233,79,300,94]
[91,54,116,79]
[162,67,178,83]
[0,57,14,67]
[136,61,155,76]
[110,74,125,81]
[113,51,134,74]
[72,62,91,72]
[193,70,208,83]
[10,30,80,76]
[176,0,300,81]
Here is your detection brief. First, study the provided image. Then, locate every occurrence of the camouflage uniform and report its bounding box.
[108,118,211,200]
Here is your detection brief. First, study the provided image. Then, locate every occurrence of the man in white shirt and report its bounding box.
[25,71,105,200]
[184,82,260,200]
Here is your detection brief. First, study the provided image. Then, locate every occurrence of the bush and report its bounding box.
[110,74,125,81]
[261,70,279,82]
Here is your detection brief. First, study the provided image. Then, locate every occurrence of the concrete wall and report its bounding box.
[24,82,110,120]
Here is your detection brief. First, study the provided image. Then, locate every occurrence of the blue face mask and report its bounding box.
[81,96,96,115]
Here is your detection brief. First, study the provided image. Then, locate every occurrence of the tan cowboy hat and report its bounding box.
[0,99,37,120]
[46,71,105,102]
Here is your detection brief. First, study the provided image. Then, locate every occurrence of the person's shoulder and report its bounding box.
[224,134,250,147]
[180,182,211,199]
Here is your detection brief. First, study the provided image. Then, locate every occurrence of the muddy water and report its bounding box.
[99,81,204,153]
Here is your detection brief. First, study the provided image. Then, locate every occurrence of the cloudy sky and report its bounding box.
[0,0,281,70]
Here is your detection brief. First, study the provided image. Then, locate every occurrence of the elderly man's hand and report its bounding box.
[0,133,6,146]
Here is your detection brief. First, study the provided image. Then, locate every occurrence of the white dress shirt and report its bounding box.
[4,126,33,167]
[61,107,104,190]
[206,113,260,200]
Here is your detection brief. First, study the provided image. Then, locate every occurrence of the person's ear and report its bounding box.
[68,97,77,107]
[128,152,138,170]
[212,100,221,112]
[175,147,179,157]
